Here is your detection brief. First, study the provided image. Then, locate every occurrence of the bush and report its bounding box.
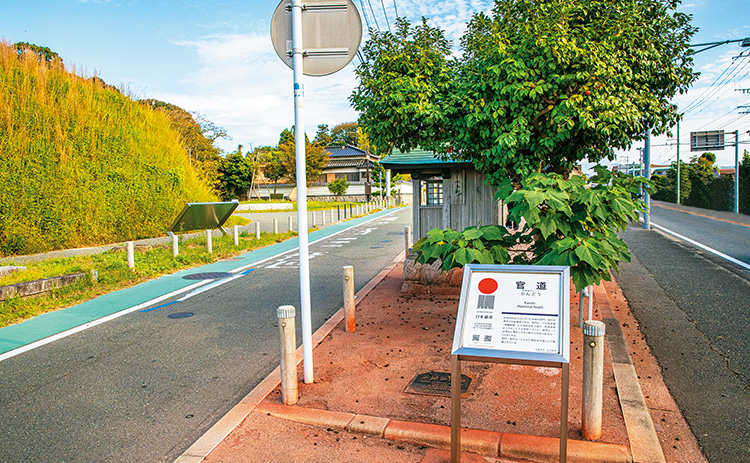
[328,178,349,197]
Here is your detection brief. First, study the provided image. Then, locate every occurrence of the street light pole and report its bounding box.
[643,132,651,230]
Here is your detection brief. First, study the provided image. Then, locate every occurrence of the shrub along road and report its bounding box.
[0,207,410,463]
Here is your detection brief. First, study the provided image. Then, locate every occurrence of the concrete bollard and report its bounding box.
[206,230,212,253]
[171,234,179,257]
[343,266,355,332]
[233,225,239,246]
[273,218,278,234]
[404,226,412,257]
[277,305,298,405]
[288,216,293,232]
[126,241,135,269]
[256,221,261,240]
[582,320,606,440]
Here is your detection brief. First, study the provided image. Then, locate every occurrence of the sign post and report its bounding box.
[451,264,570,463]
[271,0,362,384]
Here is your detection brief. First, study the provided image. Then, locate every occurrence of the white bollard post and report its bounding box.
[330,209,335,223]
[312,211,317,228]
[588,285,594,321]
[273,218,278,234]
[171,234,179,257]
[233,225,239,246]
[404,226,412,257]
[126,241,135,269]
[582,320,605,440]
[206,230,212,253]
[322,210,326,226]
[256,221,261,240]
[277,305,298,405]
[343,266,355,332]
[288,216,293,232]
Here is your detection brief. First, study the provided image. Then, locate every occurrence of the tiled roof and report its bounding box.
[326,159,371,168]
[324,144,376,158]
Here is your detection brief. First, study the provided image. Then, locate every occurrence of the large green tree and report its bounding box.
[352,0,696,184]
[351,0,697,290]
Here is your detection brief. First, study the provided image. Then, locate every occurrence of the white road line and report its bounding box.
[651,222,750,271]
[0,280,209,363]
[0,208,406,362]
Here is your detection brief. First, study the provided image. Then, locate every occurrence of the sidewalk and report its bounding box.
[175,255,706,463]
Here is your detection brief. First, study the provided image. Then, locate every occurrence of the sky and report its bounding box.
[1,0,748,168]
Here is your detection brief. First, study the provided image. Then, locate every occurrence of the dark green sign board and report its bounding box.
[168,201,239,233]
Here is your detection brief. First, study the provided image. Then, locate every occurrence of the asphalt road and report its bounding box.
[0,207,411,463]
[616,205,750,462]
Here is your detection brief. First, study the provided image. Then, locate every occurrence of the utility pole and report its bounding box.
[735,130,740,214]
[643,132,651,230]
[677,120,681,205]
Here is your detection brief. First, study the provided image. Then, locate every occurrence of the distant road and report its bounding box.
[617,202,750,463]
[0,207,411,463]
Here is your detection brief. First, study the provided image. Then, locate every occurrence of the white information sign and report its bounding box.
[452,264,570,364]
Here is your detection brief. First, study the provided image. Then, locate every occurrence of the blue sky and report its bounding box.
[1,0,748,167]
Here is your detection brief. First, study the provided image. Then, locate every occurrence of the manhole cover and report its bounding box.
[182,272,232,280]
[404,371,474,398]
[168,312,194,319]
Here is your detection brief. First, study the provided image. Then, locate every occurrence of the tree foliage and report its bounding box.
[352,0,696,290]
[217,145,261,200]
[13,42,60,62]
[141,100,225,190]
[415,167,650,290]
[352,0,697,184]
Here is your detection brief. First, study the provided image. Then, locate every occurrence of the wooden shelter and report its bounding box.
[380,149,500,239]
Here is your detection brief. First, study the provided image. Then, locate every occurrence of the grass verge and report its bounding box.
[0,231,296,328]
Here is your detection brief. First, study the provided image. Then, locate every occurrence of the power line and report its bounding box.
[358,0,373,30]
[392,0,399,18]
[379,0,391,32]
[683,53,750,115]
[364,0,380,31]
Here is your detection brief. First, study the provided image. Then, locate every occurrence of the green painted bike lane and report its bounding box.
[0,207,405,357]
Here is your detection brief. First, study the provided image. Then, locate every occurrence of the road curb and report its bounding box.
[595,283,666,463]
[255,402,631,463]
[173,250,406,463]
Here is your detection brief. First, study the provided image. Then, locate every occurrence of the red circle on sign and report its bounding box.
[478,278,498,295]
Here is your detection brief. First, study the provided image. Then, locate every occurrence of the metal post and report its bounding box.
[126,241,134,269]
[643,132,651,230]
[206,230,212,253]
[386,169,392,200]
[256,221,261,240]
[676,120,681,205]
[343,266,355,332]
[277,305,298,405]
[404,226,412,257]
[582,320,606,440]
[273,218,278,234]
[560,362,569,463]
[450,355,461,463]
[292,0,314,384]
[735,130,740,214]
[312,211,317,228]
[337,205,341,221]
[233,225,239,246]
[322,209,326,226]
[288,215,293,232]
[578,288,586,328]
[171,233,179,257]
[587,285,593,321]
